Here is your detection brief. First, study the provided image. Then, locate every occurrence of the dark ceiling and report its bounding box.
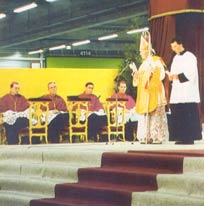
[0,0,149,58]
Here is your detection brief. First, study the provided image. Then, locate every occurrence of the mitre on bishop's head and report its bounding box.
[139,31,152,54]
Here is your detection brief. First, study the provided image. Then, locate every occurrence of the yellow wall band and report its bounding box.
[0,68,119,103]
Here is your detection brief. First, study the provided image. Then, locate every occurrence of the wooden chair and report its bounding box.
[19,98,50,144]
[66,96,90,143]
[0,113,7,144]
[105,98,127,142]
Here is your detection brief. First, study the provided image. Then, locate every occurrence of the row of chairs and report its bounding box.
[0,97,128,144]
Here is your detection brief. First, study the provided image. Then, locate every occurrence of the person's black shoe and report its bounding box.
[183,141,194,145]
[175,141,194,145]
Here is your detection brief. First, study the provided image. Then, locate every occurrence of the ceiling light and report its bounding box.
[72,40,90,47]
[13,2,38,13]
[66,45,71,50]
[0,13,6,19]
[49,44,66,51]
[98,34,118,41]
[126,27,149,34]
[28,49,44,55]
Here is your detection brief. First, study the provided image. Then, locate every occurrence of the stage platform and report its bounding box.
[0,140,204,206]
[1,139,204,151]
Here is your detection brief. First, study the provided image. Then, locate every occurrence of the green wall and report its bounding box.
[46,57,123,68]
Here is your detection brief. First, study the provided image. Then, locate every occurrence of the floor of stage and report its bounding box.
[0,139,204,151]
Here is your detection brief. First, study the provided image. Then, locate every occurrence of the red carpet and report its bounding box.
[30,150,204,206]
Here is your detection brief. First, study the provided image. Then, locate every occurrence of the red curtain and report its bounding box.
[150,16,176,66]
[149,0,204,118]
[149,0,204,18]
[150,16,176,105]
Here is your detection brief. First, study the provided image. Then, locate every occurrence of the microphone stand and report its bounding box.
[109,62,130,145]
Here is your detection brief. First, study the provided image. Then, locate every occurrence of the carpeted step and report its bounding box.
[184,157,204,173]
[132,191,204,206]
[0,148,43,162]
[130,152,204,206]
[157,173,204,197]
[20,164,78,182]
[0,145,105,206]
[30,151,187,206]
[0,161,21,176]
[1,147,201,206]
[78,167,157,190]
[42,150,103,167]
[0,147,103,167]
[30,196,130,206]
[56,183,131,204]
[30,168,157,206]
[31,183,132,206]
[0,190,46,206]
[102,152,184,173]
[0,176,56,196]
[0,161,78,182]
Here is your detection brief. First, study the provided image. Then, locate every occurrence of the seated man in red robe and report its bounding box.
[110,80,138,141]
[78,82,107,142]
[41,82,69,143]
[0,82,29,145]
